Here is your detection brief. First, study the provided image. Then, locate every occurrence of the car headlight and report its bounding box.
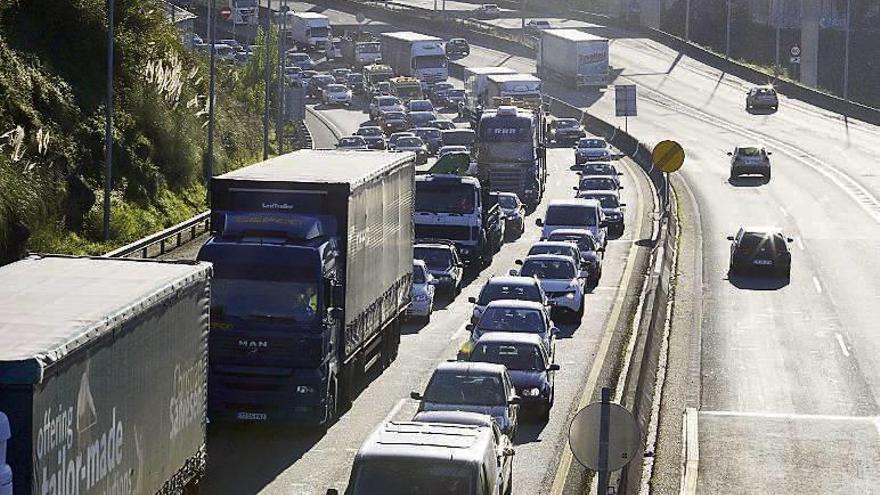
[296,385,316,394]
[413,294,429,302]
[521,387,541,397]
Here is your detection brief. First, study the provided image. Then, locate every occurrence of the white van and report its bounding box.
[536,198,607,247]
[329,419,514,495]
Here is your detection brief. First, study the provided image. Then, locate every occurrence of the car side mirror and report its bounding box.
[547,363,561,371]
[573,186,579,191]
[598,246,606,252]
[535,219,544,227]
[410,391,423,400]
[726,235,735,241]
[514,259,523,265]
[620,202,627,207]
[508,269,519,276]
[509,396,521,406]
[326,490,339,495]
[465,324,475,332]
[468,296,477,303]
[787,237,794,243]
[618,186,624,190]
[767,151,773,155]
[616,172,623,176]
[726,152,733,156]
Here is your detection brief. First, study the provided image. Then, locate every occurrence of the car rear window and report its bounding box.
[478,282,542,305]
[545,205,596,226]
[738,147,762,156]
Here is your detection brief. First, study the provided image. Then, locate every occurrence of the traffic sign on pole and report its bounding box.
[790,45,801,57]
[615,85,637,117]
[652,140,685,173]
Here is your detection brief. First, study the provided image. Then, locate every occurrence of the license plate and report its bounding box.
[237,412,267,421]
[753,259,773,265]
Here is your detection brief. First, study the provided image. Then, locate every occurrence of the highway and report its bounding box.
[185,1,880,492]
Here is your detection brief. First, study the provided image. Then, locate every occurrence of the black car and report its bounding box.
[412,127,443,155]
[355,126,387,150]
[446,38,470,58]
[549,118,586,145]
[379,111,409,134]
[469,332,558,421]
[347,73,366,94]
[727,227,793,278]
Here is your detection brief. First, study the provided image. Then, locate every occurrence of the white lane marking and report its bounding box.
[382,399,406,425]
[700,410,877,422]
[779,206,790,217]
[449,321,469,341]
[812,276,823,294]
[835,333,851,357]
[796,237,805,251]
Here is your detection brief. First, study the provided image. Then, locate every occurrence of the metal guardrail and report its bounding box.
[104,211,211,258]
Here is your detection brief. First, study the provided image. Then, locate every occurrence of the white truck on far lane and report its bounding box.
[290,12,331,51]
[537,29,609,88]
[380,31,448,87]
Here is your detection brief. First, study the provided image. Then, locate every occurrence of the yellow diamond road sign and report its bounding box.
[652,140,685,173]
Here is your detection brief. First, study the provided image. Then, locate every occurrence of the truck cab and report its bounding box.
[414,174,502,269]
[198,150,415,426]
[390,76,424,103]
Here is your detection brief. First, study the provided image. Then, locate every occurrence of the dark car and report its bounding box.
[577,175,622,193]
[428,81,455,105]
[414,240,465,296]
[446,38,470,58]
[727,227,793,278]
[464,300,557,358]
[355,126,387,150]
[347,73,366,94]
[473,3,501,19]
[428,119,457,131]
[469,332,559,421]
[379,111,409,134]
[412,127,444,155]
[408,110,437,129]
[579,162,622,186]
[441,128,476,148]
[576,190,626,236]
[411,361,520,437]
[544,229,603,285]
[441,88,466,110]
[746,85,779,112]
[549,118,586,144]
[728,145,772,181]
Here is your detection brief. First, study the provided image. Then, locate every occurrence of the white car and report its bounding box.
[369,95,405,120]
[438,145,469,158]
[513,254,584,322]
[575,137,611,164]
[408,260,437,322]
[536,199,607,248]
[323,84,352,106]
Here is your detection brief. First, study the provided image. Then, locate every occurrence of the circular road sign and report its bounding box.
[219,6,233,20]
[790,45,801,57]
[652,140,685,173]
[356,12,366,24]
[569,402,642,472]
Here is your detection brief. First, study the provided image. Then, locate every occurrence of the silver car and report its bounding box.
[323,84,352,107]
[407,260,437,321]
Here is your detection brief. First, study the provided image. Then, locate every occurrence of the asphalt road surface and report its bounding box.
[192,1,880,492]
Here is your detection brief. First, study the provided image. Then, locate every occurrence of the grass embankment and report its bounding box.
[0,0,284,263]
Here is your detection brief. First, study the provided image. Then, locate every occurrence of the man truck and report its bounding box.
[197,150,416,426]
[476,105,548,208]
[291,12,332,51]
[0,255,211,495]
[380,31,448,86]
[537,29,609,87]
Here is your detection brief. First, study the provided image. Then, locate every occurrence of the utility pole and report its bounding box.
[843,0,852,100]
[276,1,286,154]
[263,0,272,160]
[725,0,731,59]
[207,0,216,191]
[684,0,690,41]
[103,0,114,241]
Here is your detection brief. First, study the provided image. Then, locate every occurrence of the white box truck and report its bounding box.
[379,31,448,86]
[461,66,517,120]
[291,12,331,51]
[228,0,258,25]
[485,73,543,106]
[537,29,609,87]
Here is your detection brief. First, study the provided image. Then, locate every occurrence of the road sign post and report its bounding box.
[652,140,685,214]
[569,387,642,495]
[615,85,637,133]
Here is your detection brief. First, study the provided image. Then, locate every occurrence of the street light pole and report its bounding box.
[725,0,731,58]
[103,0,114,241]
[684,0,690,41]
[276,1,286,154]
[207,0,216,191]
[843,0,851,100]
[263,0,272,160]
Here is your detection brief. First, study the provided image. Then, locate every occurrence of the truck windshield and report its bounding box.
[212,278,320,324]
[351,460,476,494]
[396,86,423,100]
[415,183,475,214]
[359,42,381,53]
[415,247,454,269]
[478,142,534,163]
[414,55,448,69]
[307,27,330,38]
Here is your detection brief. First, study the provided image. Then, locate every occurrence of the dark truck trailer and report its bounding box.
[198,149,415,426]
[0,255,211,495]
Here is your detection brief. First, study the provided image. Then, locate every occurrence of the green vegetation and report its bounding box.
[0,0,286,264]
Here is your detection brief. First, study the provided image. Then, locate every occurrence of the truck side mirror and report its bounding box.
[572,186,579,191]
[547,363,560,371]
[332,283,345,306]
[410,391,423,400]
